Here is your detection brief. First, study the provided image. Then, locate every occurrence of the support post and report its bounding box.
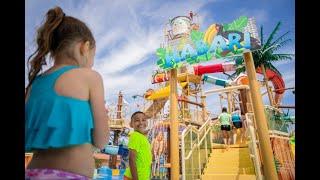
[169,68,179,180]
[243,51,278,180]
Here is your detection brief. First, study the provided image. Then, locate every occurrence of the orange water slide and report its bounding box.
[256,67,285,104]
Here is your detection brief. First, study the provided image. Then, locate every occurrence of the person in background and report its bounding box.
[218,107,232,147]
[124,111,152,180]
[231,107,245,144]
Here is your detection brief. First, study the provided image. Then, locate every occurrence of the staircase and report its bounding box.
[201,144,256,180]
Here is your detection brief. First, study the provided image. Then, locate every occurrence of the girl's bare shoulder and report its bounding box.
[69,68,103,83]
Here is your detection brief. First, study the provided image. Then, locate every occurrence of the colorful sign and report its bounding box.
[156,16,261,70]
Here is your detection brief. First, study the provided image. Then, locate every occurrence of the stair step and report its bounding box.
[209,159,251,162]
[211,153,250,155]
[205,167,253,171]
[209,155,251,158]
[204,169,255,174]
[204,171,255,174]
[204,172,256,175]
[208,157,251,161]
[211,153,248,155]
[206,163,254,168]
[202,174,256,180]
[204,167,255,171]
[212,143,249,149]
[202,147,256,178]
[206,165,254,169]
[211,151,249,153]
[207,161,251,168]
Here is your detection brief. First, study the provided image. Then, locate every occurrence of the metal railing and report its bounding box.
[108,110,128,120]
[264,105,293,133]
[245,113,263,180]
[210,120,224,144]
[180,118,213,180]
[179,107,209,125]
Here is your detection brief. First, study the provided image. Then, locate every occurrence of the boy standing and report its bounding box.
[124,111,152,180]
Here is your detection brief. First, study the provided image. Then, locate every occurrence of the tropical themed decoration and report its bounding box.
[231,21,294,105]
[156,16,261,70]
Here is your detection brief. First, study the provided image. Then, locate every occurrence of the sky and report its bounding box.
[25,0,295,118]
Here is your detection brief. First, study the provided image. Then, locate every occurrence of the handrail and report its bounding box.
[204,85,250,95]
[181,117,213,180]
[245,113,263,180]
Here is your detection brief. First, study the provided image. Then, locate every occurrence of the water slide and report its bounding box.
[101,144,128,157]
[202,75,232,87]
[152,72,169,84]
[144,82,188,118]
[194,63,285,104]
[146,82,188,100]
[256,67,285,104]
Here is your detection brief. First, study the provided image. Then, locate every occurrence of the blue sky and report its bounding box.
[25,0,295,117]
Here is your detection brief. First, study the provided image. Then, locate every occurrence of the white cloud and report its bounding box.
[273,60,294,67]
[101,63,156,99]
[282,70,295,88]
[94,33,161,74]
[95,30,124,55]
[238,8,269,24]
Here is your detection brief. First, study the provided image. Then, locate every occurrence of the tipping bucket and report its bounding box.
[170,16,191,38]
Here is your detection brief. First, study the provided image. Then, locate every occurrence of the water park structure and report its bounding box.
[25,11,295,180]
[143,12,295,180]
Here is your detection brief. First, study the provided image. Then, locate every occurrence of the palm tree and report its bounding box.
[231,21,294,106]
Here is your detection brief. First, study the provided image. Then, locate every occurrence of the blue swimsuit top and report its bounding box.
[231,111,241,122]
[25,65,94,152]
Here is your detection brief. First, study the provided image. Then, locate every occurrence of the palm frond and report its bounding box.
[230,72,239,79]
[234,56,244,66]
[267,54,294,61]
[262,44,281,54]
[269,31,290,47]
[264,22,281,49]
[235,66,246,76]
[260,26,264,45]
[272,39,292,52]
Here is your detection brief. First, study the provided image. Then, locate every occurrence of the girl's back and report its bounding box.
[26,66,98,177]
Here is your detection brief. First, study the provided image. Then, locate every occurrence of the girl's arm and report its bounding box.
[88,70,110,149]
[129,149,138,180]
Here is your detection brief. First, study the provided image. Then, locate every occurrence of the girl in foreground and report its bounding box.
[25,6,109,179]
